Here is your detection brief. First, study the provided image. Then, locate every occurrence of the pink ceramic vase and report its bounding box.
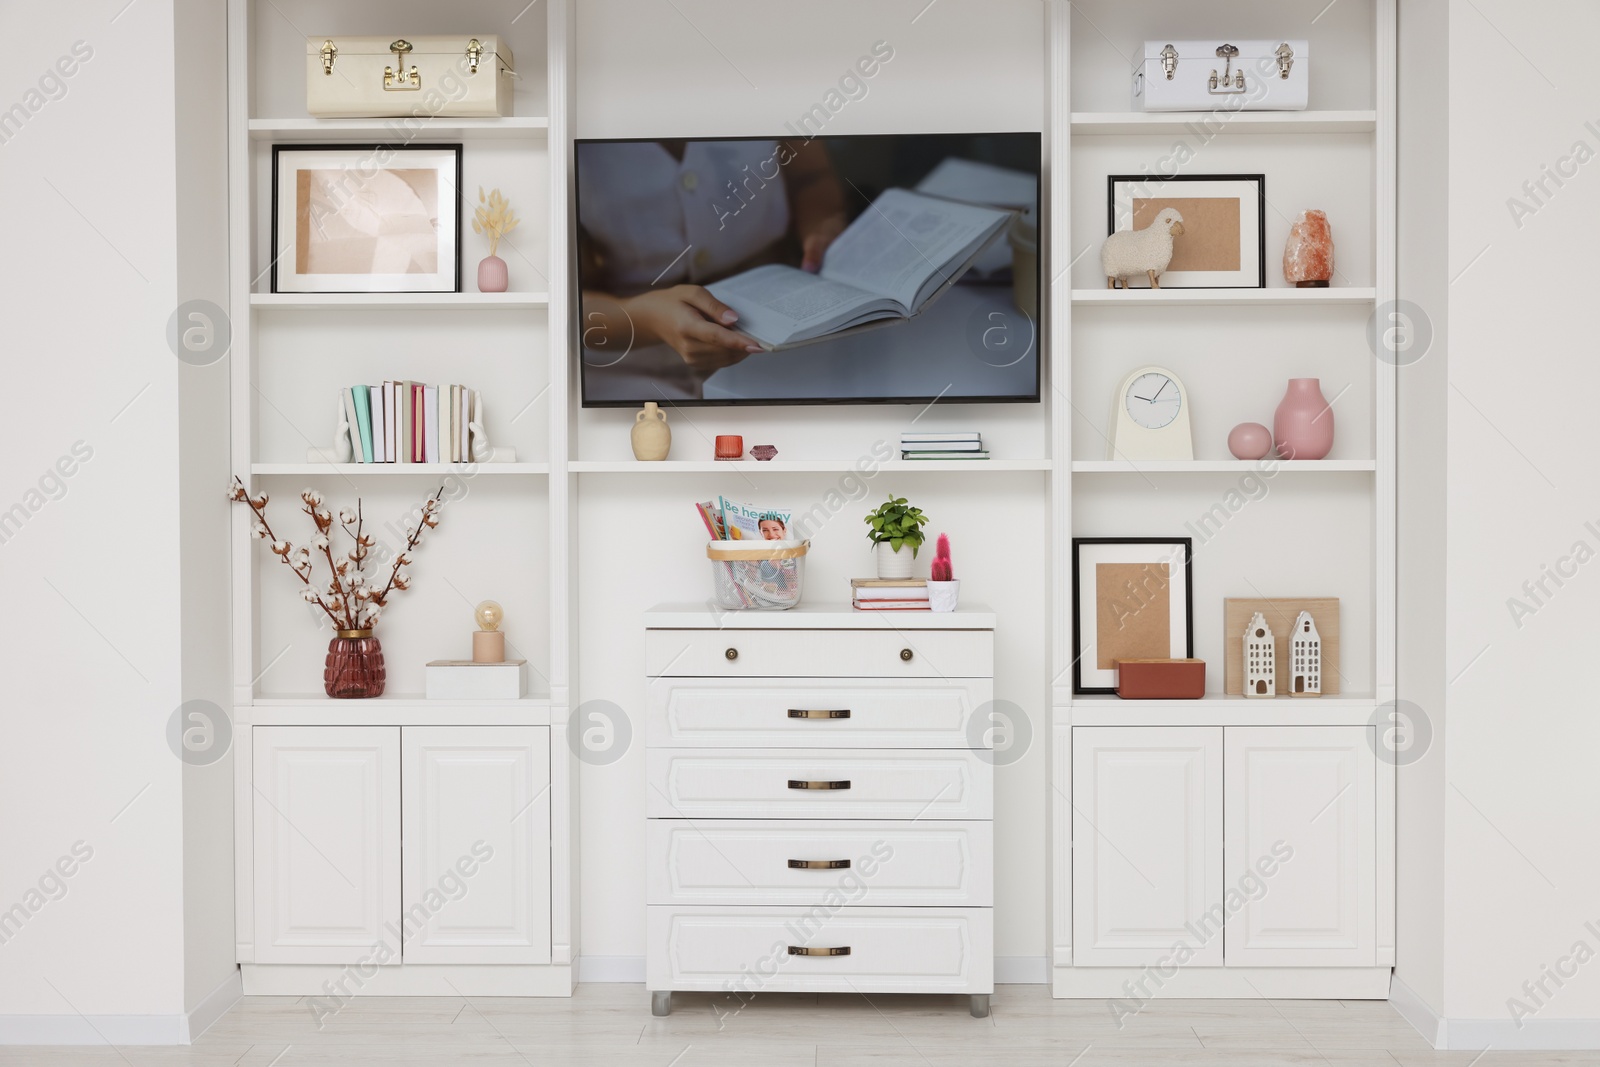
[477,254,509,293]
[1273,378,1334,460]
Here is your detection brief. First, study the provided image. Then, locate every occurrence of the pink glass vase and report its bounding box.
[324,630,385,699]
[477,254,508,293]
[1273,378,1335,460]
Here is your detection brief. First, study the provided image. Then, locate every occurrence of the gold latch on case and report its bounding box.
[1160,43,1178,80]
[1208,43,1245,94]
[319,39,337,76]
[466,38,484,74]
[384,39,420,91]
[1275,42,1294,80]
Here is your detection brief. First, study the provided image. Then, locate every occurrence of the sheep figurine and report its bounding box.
[1102,207,1186,289]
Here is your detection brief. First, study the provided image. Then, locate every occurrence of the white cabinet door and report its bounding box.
[1072,727,1223,967]
[1224,726,1376,967]
[253,726,400,964]
[401,726,551,964]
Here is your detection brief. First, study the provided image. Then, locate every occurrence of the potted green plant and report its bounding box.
[863,494,928,579]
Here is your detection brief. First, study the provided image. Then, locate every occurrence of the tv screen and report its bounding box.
[575,132,1041,407]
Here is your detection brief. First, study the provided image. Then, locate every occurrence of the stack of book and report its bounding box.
[338,383,481,464]
[851,578,930,611]
[900,431,988,460]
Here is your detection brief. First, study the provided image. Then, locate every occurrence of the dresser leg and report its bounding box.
[652,990,672,1017]
[968,994,990,1018]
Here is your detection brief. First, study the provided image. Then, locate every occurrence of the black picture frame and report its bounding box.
[1071,537,1195,695]
[270,143,464,295]
[1106,173,1266,289]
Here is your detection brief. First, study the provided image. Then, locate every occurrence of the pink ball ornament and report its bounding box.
[1228,422,1273,461]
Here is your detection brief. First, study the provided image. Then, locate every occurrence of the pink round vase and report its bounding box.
[477,255,509,293]
[1273,378,1334,460]
[1228,422,1273,461]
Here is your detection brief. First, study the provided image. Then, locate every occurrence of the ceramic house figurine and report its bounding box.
[1290,610,1322,696]
[1101,207,1185,289]
[1244,611,1276,698]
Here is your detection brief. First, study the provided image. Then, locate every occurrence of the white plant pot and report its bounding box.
[927,580,961,612]
[875,542,916,580]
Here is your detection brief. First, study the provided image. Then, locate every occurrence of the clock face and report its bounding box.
[1125,372,1182,430]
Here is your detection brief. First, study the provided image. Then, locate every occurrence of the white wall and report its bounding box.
[0,0,192,1039]
[573,0,1050,971]
[1397,0,1600,1047]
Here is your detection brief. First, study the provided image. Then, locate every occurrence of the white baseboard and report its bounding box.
[184,969,241,1042]
[1444,1017,1600,1050]
[576,955,644,983]
[574,956,1052,986]
[0,1014,190,1046]
[1387,975,1444,1048]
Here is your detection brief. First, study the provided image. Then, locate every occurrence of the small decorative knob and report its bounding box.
[900,648,913,662]
[725,647,739,661]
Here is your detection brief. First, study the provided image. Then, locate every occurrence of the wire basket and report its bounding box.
[706,540,808,610]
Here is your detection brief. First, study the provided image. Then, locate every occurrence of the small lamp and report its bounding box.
[472,600,505,664]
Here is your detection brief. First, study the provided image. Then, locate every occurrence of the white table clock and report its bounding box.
[1108,365,1194,461]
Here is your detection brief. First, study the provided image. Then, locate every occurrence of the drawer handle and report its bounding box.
[725,647,739,661]
[787,779,851,790]
[787,945,851,957]
[787,709,851,719]
[899,648,913,662]
[788,858,851,870]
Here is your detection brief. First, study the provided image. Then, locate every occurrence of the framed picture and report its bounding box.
[1107,174,1265,288]
[1071,537,1194,695]
[271,144,463,294]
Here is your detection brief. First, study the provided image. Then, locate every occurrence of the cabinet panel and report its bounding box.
[401,726,552,964]
[1223,726,1376,966]
[253,726,400,965]
[1072,727,1223,967]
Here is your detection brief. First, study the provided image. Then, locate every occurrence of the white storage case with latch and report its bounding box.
[306,35,516,118]
[1133,40,1308,112]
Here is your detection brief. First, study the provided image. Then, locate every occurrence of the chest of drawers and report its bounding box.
[644,603,996,1017]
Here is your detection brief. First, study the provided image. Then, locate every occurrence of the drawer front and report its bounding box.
[646,749,992,820]
[645,629,992,678]
[647,905,992,994]
[647,820,992,907]
[647,678,993,749]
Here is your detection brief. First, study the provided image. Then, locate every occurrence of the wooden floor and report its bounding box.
[0,985,1595,1065]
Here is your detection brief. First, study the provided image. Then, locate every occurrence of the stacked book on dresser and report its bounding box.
[851,578,930,611]
[900,430,989,461]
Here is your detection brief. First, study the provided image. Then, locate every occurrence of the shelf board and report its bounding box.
[569,459,1053,474]
[647,602,996,630]
[1072,288,1376,307]
[251,463,548,476]
[251,292,549,310]
[1070,693,1379,727]
[1072,460,1376,474]
[245,694,551,727]
[1070,110,1377,136]
[248,116,549,141]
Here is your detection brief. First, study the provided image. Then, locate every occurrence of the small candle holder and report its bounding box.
[472,600,506,663]
[714,435,744,461]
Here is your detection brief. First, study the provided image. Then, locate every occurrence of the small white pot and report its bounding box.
[875,542,916,580]
[927,580,961,612]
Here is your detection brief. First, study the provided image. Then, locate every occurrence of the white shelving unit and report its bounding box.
[227,0,577,996]
[1046,0,1397,998]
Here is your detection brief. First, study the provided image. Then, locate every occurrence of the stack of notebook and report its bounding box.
[900,431,988,460]
[851,578,930,611]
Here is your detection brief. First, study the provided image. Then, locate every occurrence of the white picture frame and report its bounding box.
[1108,174,1265,289]
[1071,537,1194,694]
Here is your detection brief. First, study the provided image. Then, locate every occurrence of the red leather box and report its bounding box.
[1115,658,1206,699]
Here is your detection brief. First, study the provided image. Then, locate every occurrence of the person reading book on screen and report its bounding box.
[578,139,847,373]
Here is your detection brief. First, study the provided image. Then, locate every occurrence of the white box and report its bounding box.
[425,660,527,700]
[306,35,516,118]
[1134,39,1309,112]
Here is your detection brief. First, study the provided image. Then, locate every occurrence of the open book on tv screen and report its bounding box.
[576,132,1041,407]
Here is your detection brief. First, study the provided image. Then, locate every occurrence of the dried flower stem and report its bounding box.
[372,483,445,606]
[232,476,344,627]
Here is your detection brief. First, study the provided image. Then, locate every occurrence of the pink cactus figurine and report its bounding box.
[930,534,954,582]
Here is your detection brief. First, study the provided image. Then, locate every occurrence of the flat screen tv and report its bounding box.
[575,132,1041,407]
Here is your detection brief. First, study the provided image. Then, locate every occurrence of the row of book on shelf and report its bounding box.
[338,383,482,464]
[851,577,931,611]
[901,430,988,461]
